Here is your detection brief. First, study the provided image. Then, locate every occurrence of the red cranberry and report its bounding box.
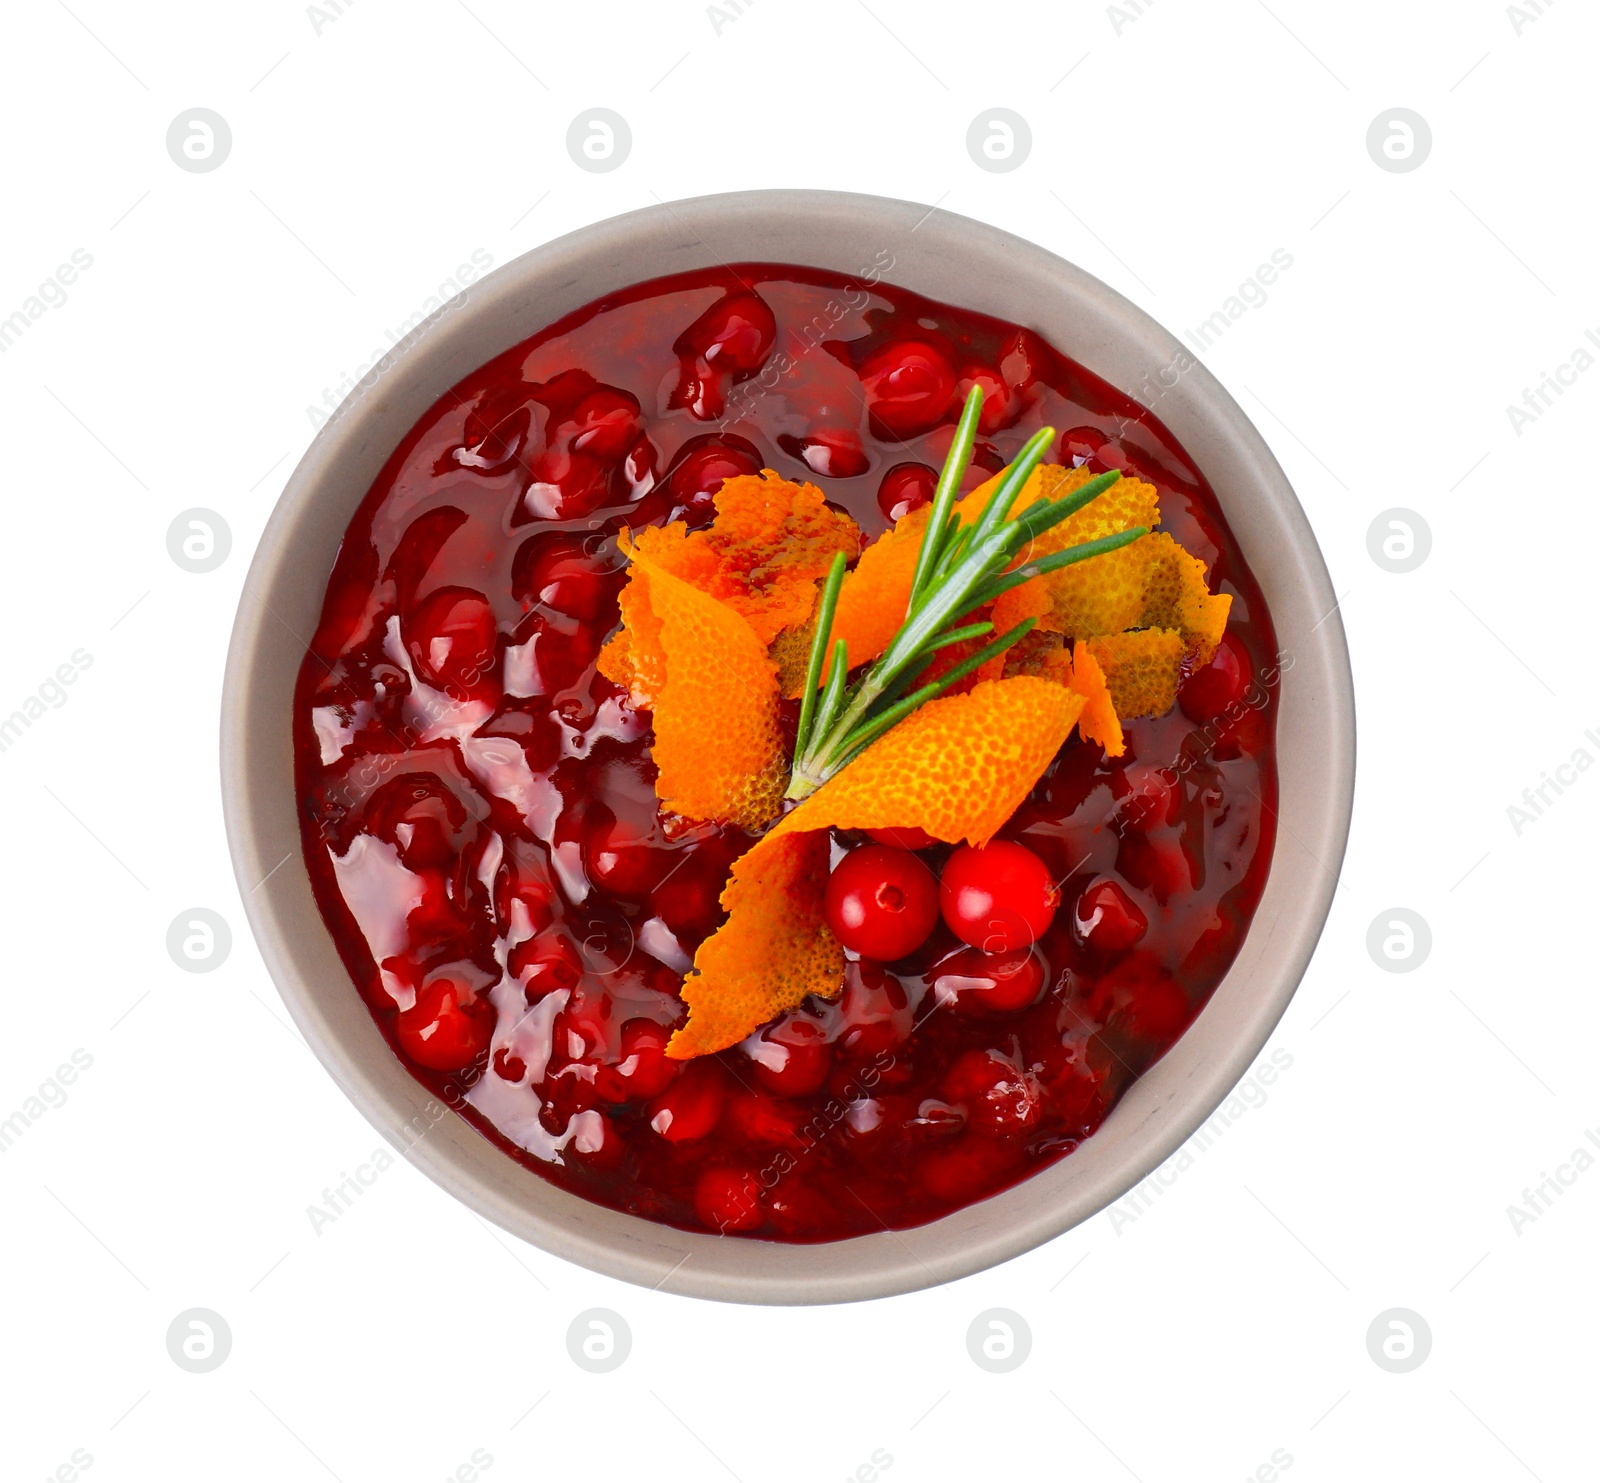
[514,532,621,623]
[553,983,615,1062]
[940,841,1060,953]
[824,845,939,960]
[832,963,912,1071]
[582,809,665,900]
[648,1061,724,1143]
[721,1089,804,1147]
[1179,632,1251,725]
[568,388,642,463]
[867,825,940,851]
[1115,764,1178,832]
[920,1134,1023,1200]
[663,435,763,523]
[492,1047,527,1082]
[935,946,1046,1014]
[649,858,730,947]
[876,463,937,522]
[1059,426,1110,468]
[526,447,612,520]
[1073,879,1148,955]
[941,1048,1045,1137]
[566,1110,626,1171]
[956,364,1016,433]
[510,931,582,1002]
[678,291,777,374]
[394,978,493,1071]
[746,1014,832,1097]
[860,338,957,439]
[1214,706,1270,760]
[781,426,870,479]
[1115,833,1192,904]
[693,1167,764,1232]
[405,586,498,699]
[1084,954,1191,1044]
[595,1019,678,1102]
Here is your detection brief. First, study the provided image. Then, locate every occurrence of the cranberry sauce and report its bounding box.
[293,263,1279,1242]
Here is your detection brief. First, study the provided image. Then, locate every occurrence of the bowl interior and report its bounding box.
[222,189,1354,1304]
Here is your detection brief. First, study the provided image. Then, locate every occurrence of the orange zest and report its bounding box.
[1085,628,1188,720]
[667,677,1082,1056]
[627,470,860,647]
[597,541,786,831]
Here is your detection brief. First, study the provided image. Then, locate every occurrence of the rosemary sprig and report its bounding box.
[785,385,1148,801]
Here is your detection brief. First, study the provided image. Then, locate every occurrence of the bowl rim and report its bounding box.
[221,187,1355,1305]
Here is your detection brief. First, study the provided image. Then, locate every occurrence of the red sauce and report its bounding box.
[293,263,1279,1241]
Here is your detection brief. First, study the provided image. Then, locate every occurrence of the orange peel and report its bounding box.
[628,469,859,647]
[1086,628,1188,720]
[667,676,1084,1057]
[597,541,786,831]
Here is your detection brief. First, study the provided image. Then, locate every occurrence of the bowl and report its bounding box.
[221,188,1355,1304]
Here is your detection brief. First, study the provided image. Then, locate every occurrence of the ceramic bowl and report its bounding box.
[221,189,1355,1304]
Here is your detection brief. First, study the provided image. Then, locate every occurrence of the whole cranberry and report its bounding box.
[934,945,1046,1014]
[514,532,622,623]
[595,1019,678,1102]
[780,426,870,479]
[510,931,583,1002]
[1084,953,1192,1044]
[860,338,957,439]
[1179,632,1251,725]
[956,364,1016,433]
[568,387,642,462]
[939,840,1060,953]
[404,586,498,700]
[663,434,763,523]
[745,1014,833,1098]
[693,1167,764,1232]
[582,809,666,900]
[648,1061,724,1143]
[1073,879,1148,956]
[824,845,940,961]
[876,463,938,522]
[394,978,494,1071]
[677,290,777,375]
[941,1048,1045,1137]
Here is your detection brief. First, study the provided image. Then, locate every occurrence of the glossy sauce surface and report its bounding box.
[294,262,1280,1241]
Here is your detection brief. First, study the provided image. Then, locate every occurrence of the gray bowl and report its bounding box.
[221,189,1354,1304]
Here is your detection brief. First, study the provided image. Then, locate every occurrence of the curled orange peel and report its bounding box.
[1085,628,1188,720]
[629,470,860,647]
[667,676,1084,1057]
[597,541,786,831]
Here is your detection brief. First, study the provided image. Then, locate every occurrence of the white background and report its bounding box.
[2,1,1594,1479]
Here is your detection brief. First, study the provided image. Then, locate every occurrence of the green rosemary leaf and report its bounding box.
[967,525,1148,612]
[792,550,848,762]
[908,386,984,608]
